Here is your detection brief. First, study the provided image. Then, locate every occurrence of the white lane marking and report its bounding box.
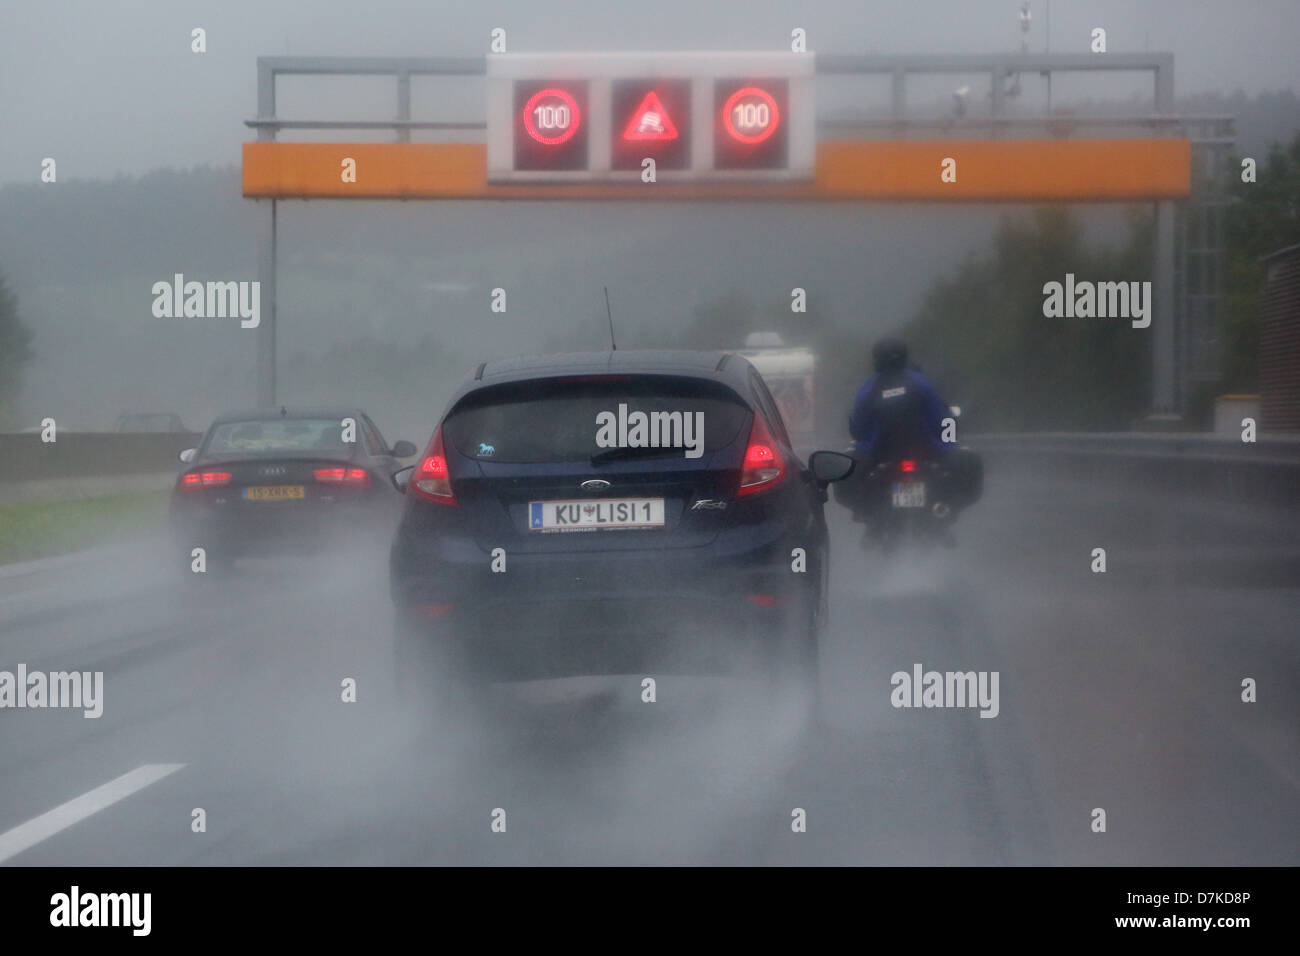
[0,763,186,864]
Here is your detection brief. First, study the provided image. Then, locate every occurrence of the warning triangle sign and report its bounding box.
[622,91,679,142]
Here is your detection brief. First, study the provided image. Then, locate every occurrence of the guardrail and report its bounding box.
[1,431,1296,509]
[968,431,1300,462]
[966,432,1300,510]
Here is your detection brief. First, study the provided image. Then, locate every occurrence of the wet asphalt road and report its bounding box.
[1,455,1296,865]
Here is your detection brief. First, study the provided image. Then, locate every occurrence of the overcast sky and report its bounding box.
[2,0,1298,185]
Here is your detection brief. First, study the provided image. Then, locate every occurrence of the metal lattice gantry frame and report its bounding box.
[244,51,1231,417]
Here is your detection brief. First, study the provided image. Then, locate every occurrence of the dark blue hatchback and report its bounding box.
[389,350,854,693]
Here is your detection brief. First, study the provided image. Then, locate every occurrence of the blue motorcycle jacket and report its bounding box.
[849,367,952,459]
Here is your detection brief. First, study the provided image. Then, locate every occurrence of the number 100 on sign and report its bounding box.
[715,79,788,170]
[514,81,589,171]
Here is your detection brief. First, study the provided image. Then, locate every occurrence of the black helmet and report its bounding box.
[872,337,908,373]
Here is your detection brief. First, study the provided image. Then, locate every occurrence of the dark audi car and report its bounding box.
[389,351,855,696]
[171,407,417,567]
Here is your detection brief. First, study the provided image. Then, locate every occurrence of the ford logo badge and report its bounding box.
[580,479,611,491]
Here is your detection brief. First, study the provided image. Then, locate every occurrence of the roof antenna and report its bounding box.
[604,285,617,351]
[280,405,287,417]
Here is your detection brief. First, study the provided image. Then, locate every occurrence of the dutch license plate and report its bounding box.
[243,485,305,501]
[891,482,926,508]
[529,498,664,532]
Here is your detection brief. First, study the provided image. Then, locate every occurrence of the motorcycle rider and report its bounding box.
[850,337,952,465]
[845,337,957,537]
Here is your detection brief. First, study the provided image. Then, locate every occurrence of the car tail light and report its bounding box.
[411,426,457,506]
[313,467,370,486]
[736,413,785,498]
[180,470,231,489]
[900,459,917,474]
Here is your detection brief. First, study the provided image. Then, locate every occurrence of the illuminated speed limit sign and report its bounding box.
[722,86,780,144]
[513,80,588,170]
[523,87,581,145]
[715,78,788,170]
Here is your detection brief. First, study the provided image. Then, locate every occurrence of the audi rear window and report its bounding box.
[444,377,751,464]
[204,419,352,455]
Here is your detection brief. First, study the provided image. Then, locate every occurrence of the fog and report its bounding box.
[0,0,1296,875]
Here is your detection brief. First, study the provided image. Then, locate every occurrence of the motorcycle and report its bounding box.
[834,445,983,553]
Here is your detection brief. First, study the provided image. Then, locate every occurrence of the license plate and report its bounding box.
[243,485,305,501]
[891,482,926,508]
[529,498,664,532]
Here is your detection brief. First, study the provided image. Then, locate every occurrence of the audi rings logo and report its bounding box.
[260,466,286,477]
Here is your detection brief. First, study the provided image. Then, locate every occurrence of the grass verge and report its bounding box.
[0,491,169,566]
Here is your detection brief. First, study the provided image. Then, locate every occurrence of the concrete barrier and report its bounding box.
[0,433,199,482]
[0,433,197,505]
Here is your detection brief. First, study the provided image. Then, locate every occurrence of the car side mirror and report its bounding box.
[392,465,414,492]
[390,440,417,458]
[179,448,197,463]
[809,450,855,483]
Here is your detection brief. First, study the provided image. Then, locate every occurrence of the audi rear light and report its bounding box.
[411,426,457,505]
[180,470,231,489]
[736,413,785,498]
[313,467,370,486]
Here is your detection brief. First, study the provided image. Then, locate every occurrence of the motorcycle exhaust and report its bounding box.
[931,501,951,519]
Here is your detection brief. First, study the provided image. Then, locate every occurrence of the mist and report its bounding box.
[0,0,1296,885]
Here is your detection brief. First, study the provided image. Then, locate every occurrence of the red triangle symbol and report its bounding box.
[622,91,679,142]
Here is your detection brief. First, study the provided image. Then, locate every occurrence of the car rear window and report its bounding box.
[444,377,751,464]
[204,419,351,455]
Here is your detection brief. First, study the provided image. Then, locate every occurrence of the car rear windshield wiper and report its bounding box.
[590,446,684,465]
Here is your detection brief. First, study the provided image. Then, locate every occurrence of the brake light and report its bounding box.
[900,460,917,473]
[313,467,370,486]
[180,470,231,489]
[411,426,457,506]
[737,413,785,498]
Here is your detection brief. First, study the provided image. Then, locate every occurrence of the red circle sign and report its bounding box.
[722,86,780,145]
[522,88,581,146]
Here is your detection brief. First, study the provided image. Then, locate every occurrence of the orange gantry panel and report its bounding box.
[242,139,1190,201]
